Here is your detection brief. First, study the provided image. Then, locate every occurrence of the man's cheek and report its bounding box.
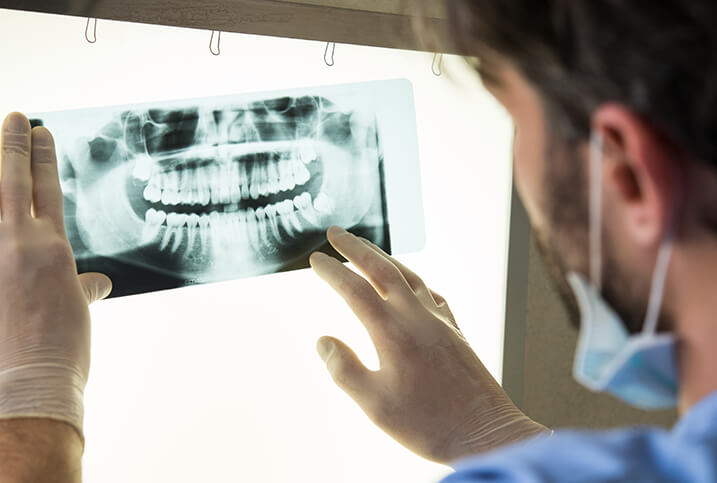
[511,135,545,228]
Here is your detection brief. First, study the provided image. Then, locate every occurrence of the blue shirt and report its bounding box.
[443,390,717,483]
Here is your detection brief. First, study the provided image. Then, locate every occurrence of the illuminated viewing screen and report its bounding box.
[0,9,514,483]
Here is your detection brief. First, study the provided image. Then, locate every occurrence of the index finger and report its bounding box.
[360,238,451,311]
[326,226,414,304]
[358,237,431,296]
[30,127,65,232]
[309,251,390,337]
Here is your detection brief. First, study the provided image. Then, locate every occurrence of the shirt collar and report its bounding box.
[672,389,717,441]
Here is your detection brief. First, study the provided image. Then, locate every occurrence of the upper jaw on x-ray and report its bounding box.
[57,95,385,283]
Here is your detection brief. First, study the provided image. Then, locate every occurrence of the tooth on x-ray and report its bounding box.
[30,84,400,298]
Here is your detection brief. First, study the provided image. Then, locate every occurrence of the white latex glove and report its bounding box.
[310,226,548,464]
[0,113,112,440]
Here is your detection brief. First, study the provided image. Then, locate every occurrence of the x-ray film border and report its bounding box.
[374,80,426,255]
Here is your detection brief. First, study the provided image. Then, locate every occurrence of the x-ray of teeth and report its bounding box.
[29,81,419,298]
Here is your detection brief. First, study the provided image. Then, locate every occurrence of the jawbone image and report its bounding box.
[31,82,402,298]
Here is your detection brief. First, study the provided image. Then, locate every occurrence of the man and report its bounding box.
[1,1,716,481]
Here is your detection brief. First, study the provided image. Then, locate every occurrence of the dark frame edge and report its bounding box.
[501,186,531,411]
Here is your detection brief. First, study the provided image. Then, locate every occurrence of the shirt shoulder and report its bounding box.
[443,408,717,483]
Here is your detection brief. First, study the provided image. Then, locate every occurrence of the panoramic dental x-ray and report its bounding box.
[31,81,420,298]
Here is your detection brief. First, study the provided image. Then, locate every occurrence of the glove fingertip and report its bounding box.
[317,336,337,363]
[80,272,113,303]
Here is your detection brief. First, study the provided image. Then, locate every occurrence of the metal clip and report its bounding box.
[85,18,97,44]
[324,42,336,67]
[210,31,222,56]
[432,53,444,77]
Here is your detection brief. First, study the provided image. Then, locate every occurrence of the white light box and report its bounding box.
[0,8,514,483]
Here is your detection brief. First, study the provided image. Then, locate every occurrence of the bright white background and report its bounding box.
[0,9,514,483]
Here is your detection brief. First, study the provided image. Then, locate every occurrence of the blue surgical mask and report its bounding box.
[568,132,678,410]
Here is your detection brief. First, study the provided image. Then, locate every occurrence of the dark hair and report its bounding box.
[443,1,717,168]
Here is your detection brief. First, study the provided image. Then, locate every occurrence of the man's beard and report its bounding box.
[532,136,660,334]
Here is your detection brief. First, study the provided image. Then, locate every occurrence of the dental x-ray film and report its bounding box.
[29,80,424,298]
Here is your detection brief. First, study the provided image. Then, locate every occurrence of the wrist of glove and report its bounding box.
[0,351,87,440]
[436,392,548,463]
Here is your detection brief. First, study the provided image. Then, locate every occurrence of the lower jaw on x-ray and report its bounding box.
[30,81,417,298]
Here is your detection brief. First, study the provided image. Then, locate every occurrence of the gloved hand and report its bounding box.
[0,113,112,440]
[310,226,548,464]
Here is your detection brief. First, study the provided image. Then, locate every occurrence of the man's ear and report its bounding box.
[593,103,682,247]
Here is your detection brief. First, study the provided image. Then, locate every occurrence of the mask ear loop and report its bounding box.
[642,231,675,334]
[642,179,682,335]
[589,132,604,292]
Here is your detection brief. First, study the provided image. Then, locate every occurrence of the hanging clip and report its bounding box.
[85,18,97,44]
[432,53,444,77]
[210,31,222,56]
[324,42,336,67]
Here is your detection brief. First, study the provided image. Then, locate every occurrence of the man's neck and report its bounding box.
[673,240,717,414]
